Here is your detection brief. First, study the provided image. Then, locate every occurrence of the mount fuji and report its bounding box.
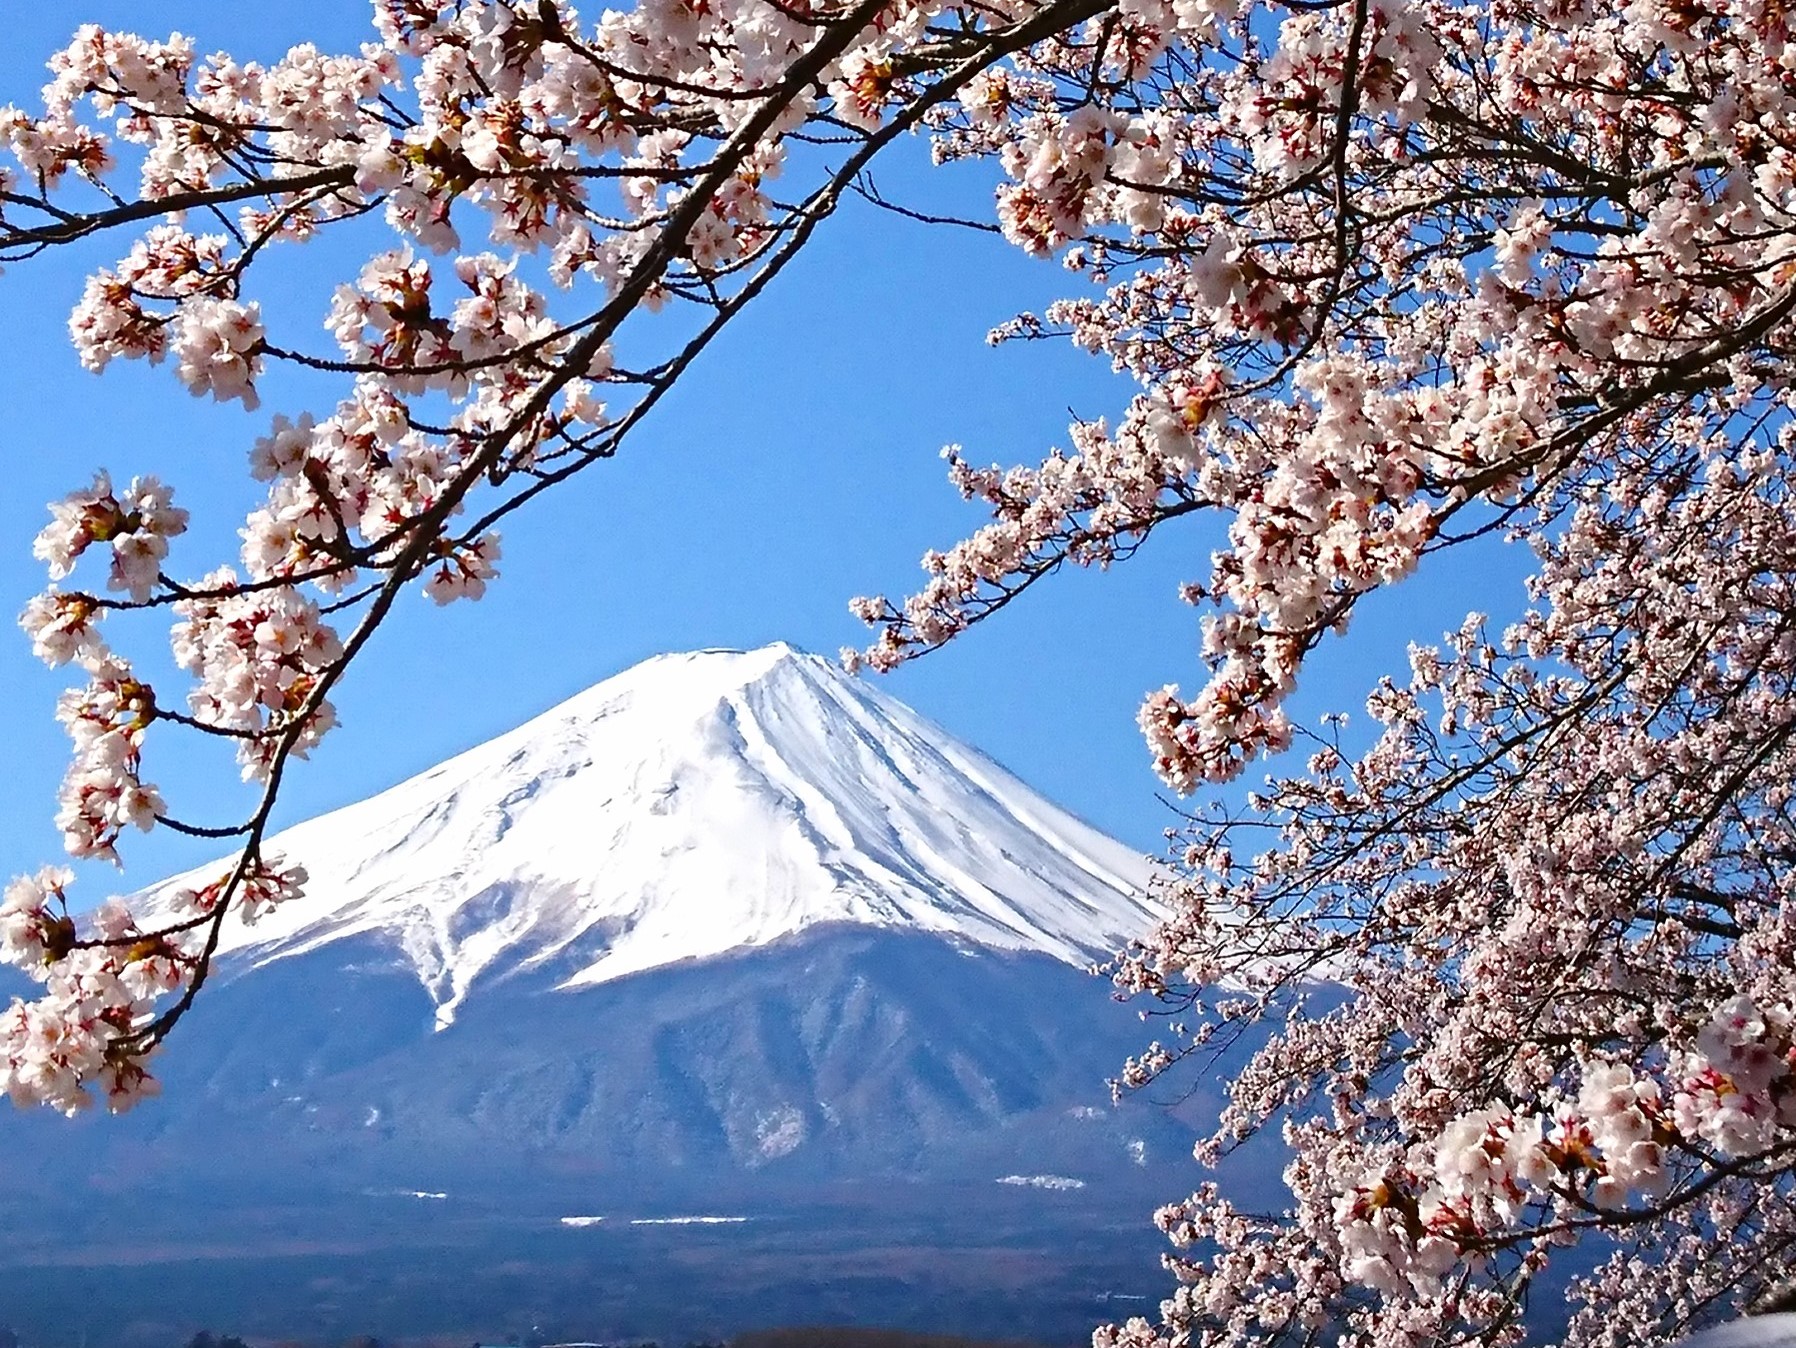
[0,645,1241,1347]
[142,641,1162,1026]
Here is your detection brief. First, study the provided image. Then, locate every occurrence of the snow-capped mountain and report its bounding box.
[147,642,1160,1026]
[0,646,1237,1347]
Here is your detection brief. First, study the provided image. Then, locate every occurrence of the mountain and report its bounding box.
[143,641,1160,1026]
[0,645,1245,1348]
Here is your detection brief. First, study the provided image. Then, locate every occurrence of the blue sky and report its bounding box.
[0,2,1531,901]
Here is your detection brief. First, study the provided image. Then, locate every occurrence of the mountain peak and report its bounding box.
[557,640,822,710]
[145,645,1159,1027]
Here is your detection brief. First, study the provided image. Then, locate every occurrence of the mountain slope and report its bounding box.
[147,643,1160,1025]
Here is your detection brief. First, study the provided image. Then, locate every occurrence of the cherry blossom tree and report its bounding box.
[844,0,1796,1339]
[3,0,1794,1345]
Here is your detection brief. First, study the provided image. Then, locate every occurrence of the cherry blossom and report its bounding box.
[171,296,265,407]
[32,471,188,602]
[2,0,1794,1340]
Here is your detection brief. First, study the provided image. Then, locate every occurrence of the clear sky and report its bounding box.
[0,2,1532,901]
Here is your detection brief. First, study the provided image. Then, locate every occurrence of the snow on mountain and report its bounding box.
[146,643,1160,1027]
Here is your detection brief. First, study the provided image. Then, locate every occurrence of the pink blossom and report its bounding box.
[172,297,265,408]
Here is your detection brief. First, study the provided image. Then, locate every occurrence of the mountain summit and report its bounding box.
[148,643,1158,1026]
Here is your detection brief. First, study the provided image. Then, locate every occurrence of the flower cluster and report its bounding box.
[66,226,232,375]
[171,571,343,781]
[172,296,265,408]
[233,860,309,926]
[0,868,78,971]
[0,868,190,1115]
[1674,998,1796,1157]
[33,471,187,604]
[424,533,503,603]
[19,590,107,670]
[53,658,164,863]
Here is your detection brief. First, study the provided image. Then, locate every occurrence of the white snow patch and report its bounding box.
[559,1216,605,1228]
[997,1174,1087,1191]
[628,1216,751,1226]
[138,645,1161,1025]
[1127,1138,1147,1166]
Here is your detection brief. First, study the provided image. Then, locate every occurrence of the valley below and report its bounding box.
[0,1183,1177,1347]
